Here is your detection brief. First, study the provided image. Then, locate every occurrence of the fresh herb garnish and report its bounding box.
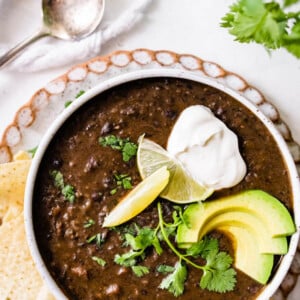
[86,233,104,247]
[99,135,138,162]
[284,0,299,7]
[50,170,76,203]
[75,90,85,98]
[84,219,95,228]
[114,226,162,267]
[64,100,73,108]
[27,145,38,158]
[112,203,236,296]
[221,0,300,58]
[110,188,118,195]
[91,256,106,266]
[62,184,76,203]
[131,265,150,277]
[110,174,133,195]
[157,264,176,274]
[157,203,236,295]
[64,90,85,108]
[159,261,187,297]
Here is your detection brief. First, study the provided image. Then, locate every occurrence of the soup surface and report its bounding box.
[33,78,292,299]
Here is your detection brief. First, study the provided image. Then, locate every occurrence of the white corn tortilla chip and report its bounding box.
[0,160,31,220]
[0,158,54,299]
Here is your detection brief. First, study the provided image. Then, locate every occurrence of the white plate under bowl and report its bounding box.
[24,68,300,300]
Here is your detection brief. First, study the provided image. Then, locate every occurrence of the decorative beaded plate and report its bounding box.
[1,49,299,299]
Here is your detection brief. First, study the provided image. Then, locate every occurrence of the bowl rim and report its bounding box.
[24,68,300,300]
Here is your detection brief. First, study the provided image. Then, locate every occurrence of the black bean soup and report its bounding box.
[33,78,292,300]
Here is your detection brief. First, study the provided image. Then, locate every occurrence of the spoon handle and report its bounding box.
[0,28,49,69]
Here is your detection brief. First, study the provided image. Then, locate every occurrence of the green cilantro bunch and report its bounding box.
[221,0,300,58]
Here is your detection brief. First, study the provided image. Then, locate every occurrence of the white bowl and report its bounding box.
[24,69,300,300]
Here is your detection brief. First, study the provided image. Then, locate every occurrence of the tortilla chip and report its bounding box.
[0,160,31,220]
[14,151,32,161]
[0,214,54,299]
[0,159,54,299]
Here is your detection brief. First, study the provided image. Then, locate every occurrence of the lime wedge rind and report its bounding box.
[137,136,214,204]
[103,166,170,227]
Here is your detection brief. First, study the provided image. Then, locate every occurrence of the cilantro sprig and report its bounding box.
[114,225,162,268]
[113,204,236,296]
[157,202,236,295]
[221,0,300,58]
[50,170,76,203]
[99,135,138,162]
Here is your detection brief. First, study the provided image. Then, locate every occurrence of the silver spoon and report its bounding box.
[0,0,105,68]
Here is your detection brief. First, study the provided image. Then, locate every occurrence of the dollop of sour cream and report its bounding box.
[167,105,246,190]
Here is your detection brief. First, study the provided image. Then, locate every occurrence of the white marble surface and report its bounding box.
[0,0,300,298]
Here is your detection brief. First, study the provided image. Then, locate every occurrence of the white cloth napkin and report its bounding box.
[0,0,153,72]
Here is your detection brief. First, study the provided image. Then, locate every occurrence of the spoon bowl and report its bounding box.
[0,0,105,68]
[43,0,105,40]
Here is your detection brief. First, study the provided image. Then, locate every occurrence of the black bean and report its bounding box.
[165,109,177,119]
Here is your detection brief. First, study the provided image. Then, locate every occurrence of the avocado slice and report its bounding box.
[177,190,295,246]
[218,225,274,284]
[195,211,287,254]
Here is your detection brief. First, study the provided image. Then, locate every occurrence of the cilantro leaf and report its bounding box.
[75,90,85,98]
[122,142,138,162]
[221,0,300,58]
[115,226,162,269]
[209,251,234,271]
[64,100,73,108]
[51,170,64,189]
[200,269,213,290]
[283,21,300,58]
[62,184,76,203]
[115,174,133,189]
[159,261,187,297]
[84,219,95,228]
[202,269,237,293]
[86,233,104,247]
[99,135,137,162]
[114,251,140,267]
[91,256,106,266]
[64,91,85,108]
[186,237,218,258]
[110,174,133,195]
[50,170,76,203]
[131,265,150,277]
[200,243,236,293]
[284,0,299,7]
[124,227,163,254]
[157,264,175,274]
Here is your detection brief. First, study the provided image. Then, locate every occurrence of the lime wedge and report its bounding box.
[137,136,214,203]
[102,166,170,227]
